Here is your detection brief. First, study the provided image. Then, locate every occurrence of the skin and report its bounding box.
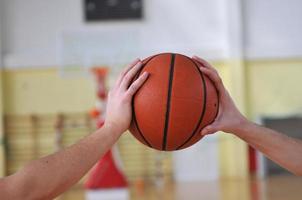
[0,59,149,200]
[192,56,302,176]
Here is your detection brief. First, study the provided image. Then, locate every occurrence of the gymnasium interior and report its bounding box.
[0,0,302,199]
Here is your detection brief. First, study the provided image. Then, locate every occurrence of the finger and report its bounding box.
[200,126,215,136]
[192,56,214,70]
[200,123,220,136]
[199,66,225,91]
[120,61,143,90]
[116,58,140,87]
[126,72,149,97]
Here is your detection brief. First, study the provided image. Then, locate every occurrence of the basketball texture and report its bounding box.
[129,53,219,151]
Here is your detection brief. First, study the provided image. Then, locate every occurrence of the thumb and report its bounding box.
[200,121,221,136]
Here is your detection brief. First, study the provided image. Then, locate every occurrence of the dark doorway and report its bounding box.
[262,116,302,175]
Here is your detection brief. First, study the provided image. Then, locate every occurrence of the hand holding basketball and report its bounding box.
[105,59,149,134]
[192,56,248,135]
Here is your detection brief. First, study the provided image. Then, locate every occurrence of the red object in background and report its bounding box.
[89,108,101,119]
[85,150,128,189]
[92,67,109,100]
[85,67,128,190]
[249,146,257,173]
[97,88,107,100]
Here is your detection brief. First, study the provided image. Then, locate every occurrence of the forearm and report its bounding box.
[11,124,121,200]
[0,59,147,199]
[234,122,302,176]
[192,56,302,175]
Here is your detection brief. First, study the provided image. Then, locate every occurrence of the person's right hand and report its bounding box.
[192,56,249,136]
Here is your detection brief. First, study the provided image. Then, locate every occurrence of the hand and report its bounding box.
[104,59,149,134]
[192,56,248,136]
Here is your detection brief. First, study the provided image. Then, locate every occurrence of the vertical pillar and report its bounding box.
[0,0,6,177]
[219,0,249,179]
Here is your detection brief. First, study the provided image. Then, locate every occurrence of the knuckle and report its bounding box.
[130,84,138,91]
[212,68,218,74]
[124,74,131,82]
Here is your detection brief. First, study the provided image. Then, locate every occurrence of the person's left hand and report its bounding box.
[104,59,149,135]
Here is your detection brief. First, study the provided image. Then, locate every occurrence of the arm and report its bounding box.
[192,56,302,176]
[0,59,149,200]
[234,122,302,176]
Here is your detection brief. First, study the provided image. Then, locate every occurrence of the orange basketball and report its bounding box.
[129,53,219,151]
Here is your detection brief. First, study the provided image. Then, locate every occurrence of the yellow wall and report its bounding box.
[3,68,96,115]
[1,68,98,175]
[214,60,249,178]
[247,59,302,119]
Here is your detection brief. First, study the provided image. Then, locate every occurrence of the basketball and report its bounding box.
[129,53,219,151]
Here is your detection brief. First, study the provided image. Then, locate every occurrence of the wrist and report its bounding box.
[231,118,254,137]
[103,121,124,137]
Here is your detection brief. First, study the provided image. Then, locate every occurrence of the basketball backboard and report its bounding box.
[58,28,141,78]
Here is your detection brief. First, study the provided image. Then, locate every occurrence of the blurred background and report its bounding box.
[0,0,302,199]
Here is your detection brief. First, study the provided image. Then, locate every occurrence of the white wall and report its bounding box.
[243,0,302,59]
[0,0,3,66]
[3,0,302,66]
[2,0,228,68]
[2,0,86,67]
[173,135,219,182]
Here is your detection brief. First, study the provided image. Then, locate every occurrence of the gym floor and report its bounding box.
[58,175,302,200]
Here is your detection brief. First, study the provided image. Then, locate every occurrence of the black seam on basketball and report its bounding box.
[211,83,220,124]
[195,63,219,133]
[162,54,175,150]
[176,59,207,150]
[131,55,158,147]
[132,113,152,147]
